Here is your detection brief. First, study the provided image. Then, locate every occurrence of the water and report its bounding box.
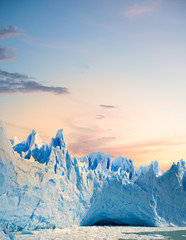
[13,226,186,240]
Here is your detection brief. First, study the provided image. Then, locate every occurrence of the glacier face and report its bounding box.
[0,121,186,232]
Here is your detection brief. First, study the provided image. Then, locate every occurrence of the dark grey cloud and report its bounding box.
[0,47,15,61]
[0,69,69,95]
[0,69,33,80]
[99,104,116,109]
[96,114,105,120]
[0,25,22,39]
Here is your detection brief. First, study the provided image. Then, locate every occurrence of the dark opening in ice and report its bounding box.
[93,219,128,226]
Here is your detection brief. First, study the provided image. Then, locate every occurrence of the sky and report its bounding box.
[0,0,186,170]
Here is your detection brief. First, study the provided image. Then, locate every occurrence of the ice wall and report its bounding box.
[0,121,185,232]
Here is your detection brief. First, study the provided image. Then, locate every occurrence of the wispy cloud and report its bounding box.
[69,135,116,155]
[96,114,105,120]
[104,137,186,156]
[98,137,186,165]
[66,122,115,156]
[69,130,186,168]
[100,104,116,109]
[0,47,15,61]
[0,69,69,95]
[124,1,158,18]
[0,25,23,39]
[90,22,112,30]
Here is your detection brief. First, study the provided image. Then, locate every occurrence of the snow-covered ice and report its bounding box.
[0,120,186,233]
[12,226,186,240]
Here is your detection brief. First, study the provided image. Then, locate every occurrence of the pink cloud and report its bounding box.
[0,47,16,61]
[124,1,159,18]
[68,135,186,171]
[0,25,23,39]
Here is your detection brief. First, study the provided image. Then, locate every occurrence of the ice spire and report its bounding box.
[0,120,15,163]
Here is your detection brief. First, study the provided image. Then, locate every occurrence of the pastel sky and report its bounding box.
[1,0,186,170]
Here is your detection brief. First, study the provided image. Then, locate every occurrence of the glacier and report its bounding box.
[0,120,186,233]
